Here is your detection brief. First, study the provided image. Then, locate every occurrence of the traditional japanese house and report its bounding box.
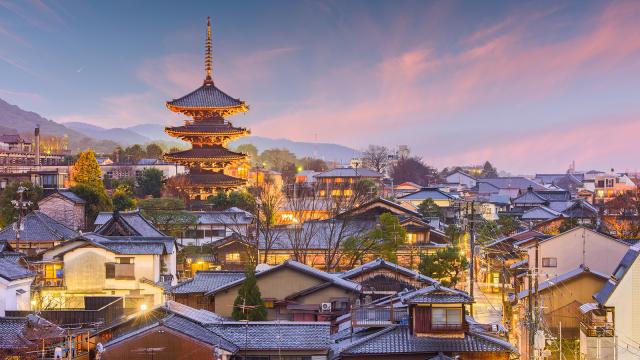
[163,18,250,202]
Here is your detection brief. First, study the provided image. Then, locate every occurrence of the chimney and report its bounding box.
[34,125,41,168]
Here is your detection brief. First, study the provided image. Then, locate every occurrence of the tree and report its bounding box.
[256,181,285,263]
[236,144,259,164]
[559,218,579,233]
[496,215,520,236]
[112,185,136,212]
[480,161,498,178]
[145,143,164,159]
[444,224,464,246]
[417,198,441,219]
[391,156,439,186]
[163,175,191,201]
[232,267,267,321]
[123,144,146,164]
[0,182,43,228]
[297,157,327,172]
[207,190,256,212]
[137,168,163,198]
[138,198,198,239]
[260,148,296,171]
[72,149,104,188]
[476,220,500,244]
[368,213,407,263]
[362,145,390,174]
[418,246,468,287]
[70,183,112,226]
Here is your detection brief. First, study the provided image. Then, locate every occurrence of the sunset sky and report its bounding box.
[1,0,640,173]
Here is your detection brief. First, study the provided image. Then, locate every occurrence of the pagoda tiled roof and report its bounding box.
[166,82,247,113]
[187,172,247,187]
[164,146,246,161]
[165,122,248,136]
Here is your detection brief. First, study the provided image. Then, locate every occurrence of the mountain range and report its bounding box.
[0,98,359,161]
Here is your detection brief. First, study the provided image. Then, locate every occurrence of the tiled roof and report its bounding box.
[0,257,34,281]
[400,285,473,304]
[0,134,26,144]
[166,82,246,110]
[0,211,79,242]
[164,300,226,323]
[315,167,383,178]
[186,172,246,187]
[517,266,609,299]
[478,177,547,191]
[192,208,253,225]
[339,258,437,285]
[94,211,166,237]
[164,146,247,161]
[521,206,563,220]
[594,242,640,305]
[165,122,248,136]
[0,317,31,349]
[512,190,548,205]
[77,233,171,255]
[207,321,331,351]
[171,271,245,294]
[338,325,514,355]
[206,260,360,296]
[399,187,457,201]
[56,190,86,204]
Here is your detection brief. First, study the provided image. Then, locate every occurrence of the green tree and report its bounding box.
[0,182,43,228]
[417,198,441,219]
[145,143,164,159]
[70,183,112,225]
[207,191,256,212]
[559,218,579,233]
[138,198,198,238]
[497,215,519,236]
[368,213,407,263]
[112,185,136,212]
[124,144,145,164]
[260,148,296,171]
[480,161,498,178]
[137,168,163,197]
[476,220,500,244]
[232,267,267,321]
[72,149,104,188]
[297,157,327,172]
[236,144,259,164]
[418,246,468,287]
[444,224,464,246]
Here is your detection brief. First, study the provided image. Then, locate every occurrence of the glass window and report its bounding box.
[432,308,446,325]
[541,257,557,267]
[225,253,241,262]
[432,307,462,327]
[116,257,134,264]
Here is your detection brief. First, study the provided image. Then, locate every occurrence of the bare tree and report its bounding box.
[256,179,286,264]
[283,192,328,266]
[362,145,390,174]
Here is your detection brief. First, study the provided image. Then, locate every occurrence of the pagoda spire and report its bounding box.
[204,16,213,84]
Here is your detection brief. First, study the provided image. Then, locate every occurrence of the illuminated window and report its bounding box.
[225,253,241,262]
[343,189,353,196]
[319,190,326,196]
[406,233,417,244]
[264,300,274,309]
[281,213,294,222]
[44,264,63,279]
[331,189,341,196]
[335,178,343,183]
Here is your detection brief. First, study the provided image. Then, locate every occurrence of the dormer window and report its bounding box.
[432,307,463,331]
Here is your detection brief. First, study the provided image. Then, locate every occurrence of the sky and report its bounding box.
[1,0,640,174]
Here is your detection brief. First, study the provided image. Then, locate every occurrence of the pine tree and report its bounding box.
[232,267,267,321]
[72,149,104,188]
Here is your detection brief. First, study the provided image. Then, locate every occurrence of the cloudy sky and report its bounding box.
[1,0,640,173]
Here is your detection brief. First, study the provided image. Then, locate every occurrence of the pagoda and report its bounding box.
[163,17,250,201]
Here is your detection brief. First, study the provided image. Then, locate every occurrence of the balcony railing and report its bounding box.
[431,323,466,332]
[581,322,614,337]
[351,305,408,327]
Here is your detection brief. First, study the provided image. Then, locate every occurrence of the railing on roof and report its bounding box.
[351,304,408,327]
[581,321,614,337]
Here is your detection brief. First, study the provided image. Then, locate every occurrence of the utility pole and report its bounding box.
[559,321,563,360]
[12,185,32,253]
[469,201,476,316]
[534,241,540,332]
[528,270,535,360]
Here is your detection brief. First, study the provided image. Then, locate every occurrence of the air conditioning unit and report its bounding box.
[321,303,332,312]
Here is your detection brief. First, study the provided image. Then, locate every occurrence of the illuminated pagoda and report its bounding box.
[164,17,250,201]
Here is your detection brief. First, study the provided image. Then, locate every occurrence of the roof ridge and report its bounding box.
[338,325,400,354]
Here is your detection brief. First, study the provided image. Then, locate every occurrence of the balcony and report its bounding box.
[106,263,135,280]
[351,305,408,327]
[581,321,614,337]
[430,323,467,332]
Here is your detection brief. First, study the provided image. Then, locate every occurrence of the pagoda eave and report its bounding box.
[165,103,248,118]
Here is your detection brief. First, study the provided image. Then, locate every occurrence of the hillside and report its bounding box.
[65,122,152,146]
[0,98,119,153]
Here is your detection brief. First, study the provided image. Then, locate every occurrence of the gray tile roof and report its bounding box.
[170,271,245,294]
[594,243,640,305]
[400,285,473,304]
[0,211,79,242]
[399,187,457,201]
[167,82,245,109]
[207,321,331,351]
[521,206,563,220]
[517,266,609,299]
[478,177,547,191]
[192,208,254,225]
[315,167,383,178]
[56,190,86,204]
[0,317,31,349]
[338,325,514,355]
[512,190,548,205]
[339,258,437,285]
[94,211,166,237]
[164,300,226,323]
[0,257,34,281]
[77,233,171,255]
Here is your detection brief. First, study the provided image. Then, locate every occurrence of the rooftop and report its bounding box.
[0,210,79,242]
[171,270,245,294]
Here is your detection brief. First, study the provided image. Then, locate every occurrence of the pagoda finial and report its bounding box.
[204,16,213,84]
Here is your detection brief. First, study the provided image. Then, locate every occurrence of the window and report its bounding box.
[44,264,63,279]
[116,257,134,264]
[225,253,241,263]
[331,189,341,196]
[541,257,557,267]
[264,300,274,309]
[343,189,353,196]
[107,258,135,279]
[406,233,417,244]
[431,307,462,330]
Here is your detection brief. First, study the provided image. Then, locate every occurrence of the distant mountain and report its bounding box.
[65,121,152,146]
[0,98,118,153]
[123,123,360,162]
